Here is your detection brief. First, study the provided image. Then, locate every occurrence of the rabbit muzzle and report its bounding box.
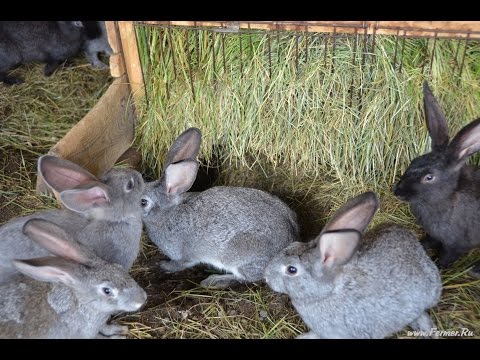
[393,180,410,201]
[122,288,147,312]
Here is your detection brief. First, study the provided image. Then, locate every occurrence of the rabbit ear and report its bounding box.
[22,219,91,264]
[38,155,98,193]
[423,81,449,152]
[321,192,379,234]
[13,257,78,287]
[163,160,199,195]
[447,118,480,165]
[318,230,361,268]
[60,185,110,213]
[164,128,202,167]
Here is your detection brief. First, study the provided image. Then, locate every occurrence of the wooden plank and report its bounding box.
[137,21,480,39]
[106,21,126,78]
[106,21,121,53]
[117,21,145,105]
[109,52,126,78]
[36,74,135,196]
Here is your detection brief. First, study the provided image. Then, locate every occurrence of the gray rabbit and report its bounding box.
[264,192,442,339]
[83,21,113,69]
[0,219,146,339]
[0,155,144,283]
[394,81,480,277]
[0,21,86,85]
[141,128,300,288]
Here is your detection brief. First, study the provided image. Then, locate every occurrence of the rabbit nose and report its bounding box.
[392,181,401,195]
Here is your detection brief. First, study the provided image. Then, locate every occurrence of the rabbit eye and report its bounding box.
[102,287,112,296]
[125,179,134,192]
[141,198,149,207]
[286,266,297,275]
[422,174,435,183]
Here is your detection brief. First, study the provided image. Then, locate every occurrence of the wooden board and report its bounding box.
[137,21,480,39]
[106,21,126,78]
[117,21,145,105]
[36,74,135,195]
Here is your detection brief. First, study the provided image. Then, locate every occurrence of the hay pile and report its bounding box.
[132,25,480,338]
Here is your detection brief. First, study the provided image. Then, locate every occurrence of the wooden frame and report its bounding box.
[138,21,480,39]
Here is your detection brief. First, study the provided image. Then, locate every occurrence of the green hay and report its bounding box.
[133,25,480,338]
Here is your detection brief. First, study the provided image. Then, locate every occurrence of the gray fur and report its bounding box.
[0,155,145,283]
[83,21,112,69]
[142,128,299,288]
[0,21,86,85]
[394,81,480,271]
[0,219,146,339]
[264,192,442,339]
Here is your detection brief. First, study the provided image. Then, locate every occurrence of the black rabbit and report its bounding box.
[0,21,86,85]
[394,81,480,278]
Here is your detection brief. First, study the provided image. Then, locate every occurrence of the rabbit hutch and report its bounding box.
[32,21,480,338]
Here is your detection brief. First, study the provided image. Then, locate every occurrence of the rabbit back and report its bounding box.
[145,186,299,269]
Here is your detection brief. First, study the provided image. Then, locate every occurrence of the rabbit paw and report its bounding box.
[98,324,129,339]
[436,252,459,269]
[158,260,188,273]
[200,274,240,289]
[2,75,24,85]
[296,332,320,339]
[468,262,480,279]
[420,234,442,253]
[409,312,436,338]
[91,60,109,69]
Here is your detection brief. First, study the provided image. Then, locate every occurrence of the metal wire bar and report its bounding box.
[458,33,470,79]
[212,32,216,82]
[239,33,243,75]
[392,29,400,70]
[429,32,438,76]
[167,27,177,80]
[158,29,170,99]
[399,30,407,73]
[268,34,272,78]
[185,31,195,101]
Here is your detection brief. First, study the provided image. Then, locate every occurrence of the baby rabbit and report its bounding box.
[264,192,441,339]
[83,21,113,69]
[0,21,86,85]
[141,128,300,288]
[0,219,146,339]
[394,81,480,276]
[0,155,145,283]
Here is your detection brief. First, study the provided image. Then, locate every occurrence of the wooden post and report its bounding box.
[117,21,145,107]
[106,21,126,78]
